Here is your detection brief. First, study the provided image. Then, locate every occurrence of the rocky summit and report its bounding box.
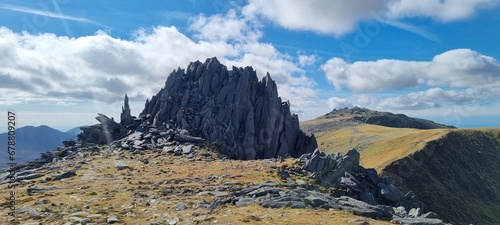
[76,58,317,160]
[131,57,316,159]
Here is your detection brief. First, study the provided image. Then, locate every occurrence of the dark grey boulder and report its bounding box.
[234,197,255,207]
[115,160,129,170]
[107,214,120,223]
[173,203,187,211]
[360,192,377,205]
[182,145,194,154]
[247,187,282,197]
[174,133,205,143]
[379,183,404,202]
[52,171,76,181]
[27,186,57,195]
[300,148,360,186]
[302,195,330,207]
[391,217,450,225]
[337,196,393,219]
[260,199,307,209]
[0,173,43,184]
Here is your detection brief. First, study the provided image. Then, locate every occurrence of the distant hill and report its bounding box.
[66,126,85,136]
[0,125,77,167]
[302,107,454,135]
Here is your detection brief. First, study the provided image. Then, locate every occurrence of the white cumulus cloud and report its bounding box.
[0,10,319,120]
[322,49,500,93]
[328,97,353,109]
[189,9,262,42]
[243,0,389,36]
[322,49,500,111]
[387,0,500,22]
[298,54,319,67]
[242,0,500,36]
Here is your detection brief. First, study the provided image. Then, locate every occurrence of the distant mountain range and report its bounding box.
[0,125,79,168]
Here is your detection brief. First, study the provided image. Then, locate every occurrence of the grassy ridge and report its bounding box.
[312,107,454,129]
[382,129,500,225]
[308,123,449,171]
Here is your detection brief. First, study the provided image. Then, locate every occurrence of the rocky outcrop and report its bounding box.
[78,114,126,145]
[293,149,449,224]
[76,95,135,146]
[301,149,360,187]
[139,57,316,159]
[72,58,316,159]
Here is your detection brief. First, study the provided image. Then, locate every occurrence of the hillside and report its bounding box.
[310,124,449,171]
[300,107,454,171]
[383,129,500,225]
[0,126,77,167]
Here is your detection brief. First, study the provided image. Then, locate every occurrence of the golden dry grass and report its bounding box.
[313,124,450,171]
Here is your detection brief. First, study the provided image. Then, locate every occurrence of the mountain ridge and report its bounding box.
[303,107,455,134]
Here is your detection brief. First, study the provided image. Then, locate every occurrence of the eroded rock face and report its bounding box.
[297,149,429,215]
[78,114,126,145]
[139,57,317,159]
[301,149,360,186]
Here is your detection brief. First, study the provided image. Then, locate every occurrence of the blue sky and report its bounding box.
[1,0,500,131]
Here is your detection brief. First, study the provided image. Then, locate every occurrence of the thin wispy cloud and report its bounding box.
[0,4,96,24]
[384,20,440,43]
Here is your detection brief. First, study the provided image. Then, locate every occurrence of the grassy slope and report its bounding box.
[0,148,391,225]
[382,129,500,225]
[302,121,449,172]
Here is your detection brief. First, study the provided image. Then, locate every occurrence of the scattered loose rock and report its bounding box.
[107,214,120,223]
[52,170,76,181]
[114,160,130,170]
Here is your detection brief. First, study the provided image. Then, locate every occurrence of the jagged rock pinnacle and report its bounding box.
[120,94,133,127]
[140,57,317,159]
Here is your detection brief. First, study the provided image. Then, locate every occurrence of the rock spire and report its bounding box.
[120,94,133,127]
